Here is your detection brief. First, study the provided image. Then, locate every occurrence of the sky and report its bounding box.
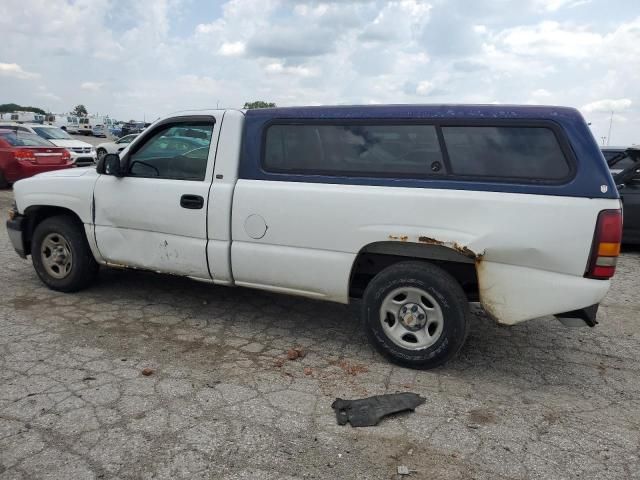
[0,0,638,145]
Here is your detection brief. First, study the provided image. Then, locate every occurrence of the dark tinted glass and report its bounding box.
[264,124,444,176]
[442,126,570,180]
[614,157,636,170]
[602,150,635,170]
[602,150,624,163]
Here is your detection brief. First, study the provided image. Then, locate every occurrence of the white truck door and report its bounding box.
[93,115,221,279]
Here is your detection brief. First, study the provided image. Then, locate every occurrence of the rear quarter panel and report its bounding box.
[231,180,619,323]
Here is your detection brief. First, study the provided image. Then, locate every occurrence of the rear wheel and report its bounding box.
[0,170,8,189]
[362,261,469,369]
[31,215,98,292]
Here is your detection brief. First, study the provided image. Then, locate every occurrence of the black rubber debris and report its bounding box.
[331,393,426,427]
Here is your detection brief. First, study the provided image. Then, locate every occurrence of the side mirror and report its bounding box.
[97,153,124,177]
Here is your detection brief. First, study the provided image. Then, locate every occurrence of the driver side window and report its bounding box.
[128,123,214,181]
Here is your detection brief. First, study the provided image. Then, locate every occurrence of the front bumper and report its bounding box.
[6,214,27,258]
[69,151,97,167]
[555,304,599,327]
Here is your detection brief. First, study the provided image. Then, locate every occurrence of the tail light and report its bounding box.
[13,149,37,164]
[62,150,71,162]
[585,209,622,280]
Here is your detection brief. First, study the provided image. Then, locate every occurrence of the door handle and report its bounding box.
[180,194,204,209]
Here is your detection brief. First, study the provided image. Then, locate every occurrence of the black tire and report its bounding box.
[97,148,107,160]
[362,261,469,369]
[0,170,8,189]
[31,215,98,292]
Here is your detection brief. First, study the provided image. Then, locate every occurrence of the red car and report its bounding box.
[0,129,73,187]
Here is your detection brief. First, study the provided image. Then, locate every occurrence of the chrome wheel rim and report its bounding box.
[41,233,73,279]
[379,286,444,350]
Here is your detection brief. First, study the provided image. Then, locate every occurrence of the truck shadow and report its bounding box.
[69,266,635,397]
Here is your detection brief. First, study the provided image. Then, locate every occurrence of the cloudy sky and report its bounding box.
[1,0,638,144]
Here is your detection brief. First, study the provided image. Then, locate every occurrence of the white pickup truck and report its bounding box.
[7,105,622,368]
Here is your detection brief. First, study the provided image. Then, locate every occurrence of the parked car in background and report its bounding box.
[0,129,72,187]
[121,121,145,136]
[92,124,107,137]
[7,105,622,369]
[44,114,79,134]
[109,125,123,137]
[95,134,139,160]
[27,124,96,167]
[0,123,97,167]
[0,111,45,123]
[78,117,91,135]
[78,115,114,135]
[602,146,636,175]
[606,147,640,244]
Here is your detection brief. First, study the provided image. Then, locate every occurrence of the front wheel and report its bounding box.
[362,261,469,369]
[31,215,98,292]
[96,148,107,161]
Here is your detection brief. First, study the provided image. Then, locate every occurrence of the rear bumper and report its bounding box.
[555,304,599,327]
[6,215,27,258]
[4,163,74,183]
[478,262,610,325]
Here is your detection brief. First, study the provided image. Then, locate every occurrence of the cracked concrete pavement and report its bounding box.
[1,188,639,479]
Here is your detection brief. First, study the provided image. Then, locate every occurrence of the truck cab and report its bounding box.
[6,105,622,369]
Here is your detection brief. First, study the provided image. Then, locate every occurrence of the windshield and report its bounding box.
[0,131,56,147]
[117,134,137,143]
[32,126,73,140]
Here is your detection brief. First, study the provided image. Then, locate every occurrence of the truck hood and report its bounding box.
[47,139,93,148]
[34,167,97,178]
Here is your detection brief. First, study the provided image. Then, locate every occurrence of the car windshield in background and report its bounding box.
[603,149,637,171]
[169,127,212,141]
[0,130,56,147]
[117,135,137,143]
[32,127,73,140]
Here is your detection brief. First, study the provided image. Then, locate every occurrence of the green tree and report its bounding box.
[72,104,88,117]
[0,103,46,115]
[243,101,276,109]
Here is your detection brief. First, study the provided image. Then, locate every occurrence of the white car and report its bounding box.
[0,123,96,166]
[95,134,138,160]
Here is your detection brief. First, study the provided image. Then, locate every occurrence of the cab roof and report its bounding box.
[244,104,583,121]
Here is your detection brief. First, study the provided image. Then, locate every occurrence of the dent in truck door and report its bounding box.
[93,115,221,279]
